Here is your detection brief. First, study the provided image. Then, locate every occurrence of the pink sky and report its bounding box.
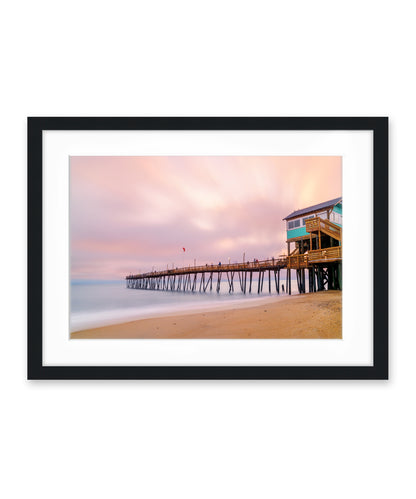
[70,156,341,279]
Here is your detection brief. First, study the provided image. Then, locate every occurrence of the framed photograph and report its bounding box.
[28,117,388,379]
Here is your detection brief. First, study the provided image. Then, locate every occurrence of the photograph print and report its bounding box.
[70,155,342,340]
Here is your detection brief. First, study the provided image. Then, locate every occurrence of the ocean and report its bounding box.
[70,275,302,332]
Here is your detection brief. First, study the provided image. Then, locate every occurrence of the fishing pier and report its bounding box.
[126,197,342,295]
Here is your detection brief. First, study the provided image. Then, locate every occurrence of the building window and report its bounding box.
[288,219,300,230]
[330,212,342,224]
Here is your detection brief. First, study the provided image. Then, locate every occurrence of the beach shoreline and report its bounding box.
[70,293,286,333]
[70,290,342,339]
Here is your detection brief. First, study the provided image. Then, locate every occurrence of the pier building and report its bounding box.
[284,197,342,294]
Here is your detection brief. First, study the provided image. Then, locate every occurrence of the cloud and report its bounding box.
[70,156,341,279]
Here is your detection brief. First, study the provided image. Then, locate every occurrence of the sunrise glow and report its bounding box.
[70,156,342,279]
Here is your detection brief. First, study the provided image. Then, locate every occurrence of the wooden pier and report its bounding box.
[126,245,342,295]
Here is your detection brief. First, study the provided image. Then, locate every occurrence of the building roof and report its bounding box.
[283,197,342,220]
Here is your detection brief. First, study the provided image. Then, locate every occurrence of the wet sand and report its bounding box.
[71,290,342,339]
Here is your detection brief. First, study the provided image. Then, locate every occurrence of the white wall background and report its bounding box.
[0,1,412,498]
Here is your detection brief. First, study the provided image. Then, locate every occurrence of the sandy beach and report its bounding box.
[71,290,342,339]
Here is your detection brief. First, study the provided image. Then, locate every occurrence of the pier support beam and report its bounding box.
[216,272,222,293]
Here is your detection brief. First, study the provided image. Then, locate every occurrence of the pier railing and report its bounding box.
[287,254,309,269]
[307,246,342,263]
[127,257,289,280]
[126,246,343,281]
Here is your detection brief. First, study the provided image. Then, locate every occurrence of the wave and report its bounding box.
[70,294,284,332]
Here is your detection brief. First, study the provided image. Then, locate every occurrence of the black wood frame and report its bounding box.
[28,117,388,380]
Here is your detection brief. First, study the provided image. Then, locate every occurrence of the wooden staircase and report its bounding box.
[305,217,342,241]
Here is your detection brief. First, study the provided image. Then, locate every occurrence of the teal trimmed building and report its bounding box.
[283,197,342,293]
[284,197,342,255]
